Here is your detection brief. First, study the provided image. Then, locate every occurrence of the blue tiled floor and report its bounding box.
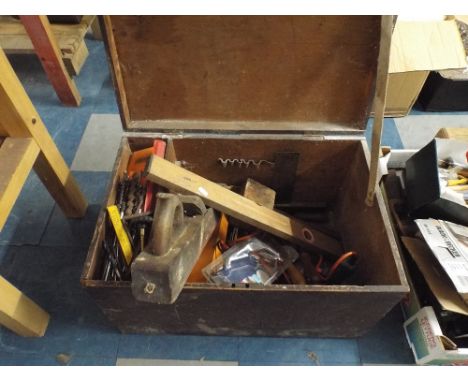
[0,172,55,246]
[238,337,361,366]
[365,117,404,149]
[118,334,240,362]
[0,35,416,366]
[40,171,112,247]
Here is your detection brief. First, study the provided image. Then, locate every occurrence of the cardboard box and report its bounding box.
[418,71,468,112]
[376,19,467,117]
[401,236,468,365]
[383,173,468,364]
[402,236,468,316]
[417,17,468,111]
[405,306,468,365]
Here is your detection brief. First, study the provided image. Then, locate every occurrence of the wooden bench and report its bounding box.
[0,16,101,106]
[0,15,97,76]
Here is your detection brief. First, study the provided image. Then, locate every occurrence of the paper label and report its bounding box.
[415,219,468,294]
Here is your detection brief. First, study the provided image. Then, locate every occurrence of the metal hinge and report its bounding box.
[301,132,325,140]
[302,132,364,141]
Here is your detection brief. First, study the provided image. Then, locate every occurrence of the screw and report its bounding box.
[144,282,156,294]
[302,228,314,243]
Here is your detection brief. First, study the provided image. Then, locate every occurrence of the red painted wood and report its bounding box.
[19,15,81,106]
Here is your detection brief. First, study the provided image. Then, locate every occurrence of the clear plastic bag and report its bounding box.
[202,237,298,286]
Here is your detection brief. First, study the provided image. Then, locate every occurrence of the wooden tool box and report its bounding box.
[81,16,409,337]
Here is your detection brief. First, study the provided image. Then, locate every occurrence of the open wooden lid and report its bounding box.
[103,16,381,133]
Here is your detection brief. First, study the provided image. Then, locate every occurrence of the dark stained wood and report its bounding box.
[170,137,359,205]
[366,16,393,206]
[80,16,409,337]
[334,140,408,286]
[83,281,406,337]
[105,16,380,131]
[81,135,409,337]
[101,16,131,130]
[81,138,131,282]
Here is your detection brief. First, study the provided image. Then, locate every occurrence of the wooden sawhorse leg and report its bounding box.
[0,276,50,337]
[0,47,87,337]
[20,15,81,107]
[0,138,40,229]
[0,47,87,218]
[90,16,103,40]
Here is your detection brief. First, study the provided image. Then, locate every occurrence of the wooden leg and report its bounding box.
[0,276,50,337]
[0,138,40,230]
[63,40,89,76]
[19,15,81,107]
[90,16,103,40]
[0,47,87,218]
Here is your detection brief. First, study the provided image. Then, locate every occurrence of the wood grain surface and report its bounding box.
[147,156,342,256]
[105,16,380,131]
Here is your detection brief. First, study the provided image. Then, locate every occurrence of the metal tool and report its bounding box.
[217,152,299,202]
[131,193,217,304]
[101,217,131,281]
[107,205,133,266]
[272,152,299,202]
[125,175,145,216]
[115,173,130,217]
[217,158,275,169]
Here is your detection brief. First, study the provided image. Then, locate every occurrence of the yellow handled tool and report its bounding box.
[448,178,468,187]
[107,205,133,266]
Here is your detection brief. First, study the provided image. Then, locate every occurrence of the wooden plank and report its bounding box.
[0,138,40,230]
[0,47,87,218]
[0,120,6,135]
[146,156,342,256]
[63,39,89,76]
[0,15,89,79]
[242,178,276,209]
[102,16,131,130]
[106,16,380,131]
[90,15,103,40]
[365,16,393,206]
[0,15,94,54]
[19,15,81,107]
[0,276,49,337]
[82,279,406,337]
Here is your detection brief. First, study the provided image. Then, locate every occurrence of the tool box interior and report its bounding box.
[80,16,408,337]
